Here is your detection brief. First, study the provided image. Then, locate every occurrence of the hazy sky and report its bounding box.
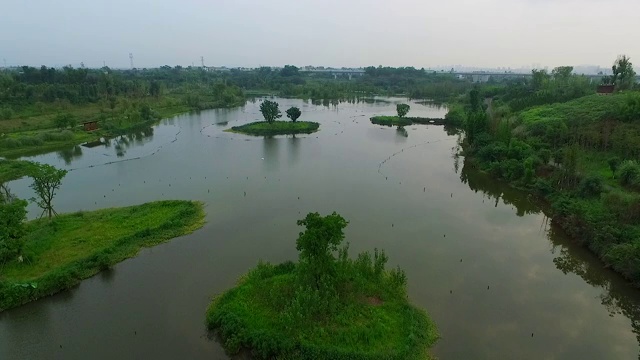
[1,0,638,69]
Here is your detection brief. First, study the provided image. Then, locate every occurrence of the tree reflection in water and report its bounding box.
[460,156,640,357]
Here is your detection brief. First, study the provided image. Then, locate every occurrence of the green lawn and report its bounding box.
[227,121,320,136]
[0,200,205,311]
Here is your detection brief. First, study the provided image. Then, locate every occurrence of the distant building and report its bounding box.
[83,121,99,131]
[597,85,615,95]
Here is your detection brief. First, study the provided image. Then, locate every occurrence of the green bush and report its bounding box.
[0,107,14,120]
[618,161,640,187]
[577,175,604,198]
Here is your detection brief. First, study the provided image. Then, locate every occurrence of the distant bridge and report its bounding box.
[299,68,366,79]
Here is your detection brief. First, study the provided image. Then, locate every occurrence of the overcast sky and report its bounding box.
[1,0,638,69]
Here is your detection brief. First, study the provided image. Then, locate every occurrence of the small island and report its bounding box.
[0,162,205,311]
[206,212,438,360]
[371,103,447,127]
[226,100,320,136]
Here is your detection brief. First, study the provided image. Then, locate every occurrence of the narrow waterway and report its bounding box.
[1,97,639,359]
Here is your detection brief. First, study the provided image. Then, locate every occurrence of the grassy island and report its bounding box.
[370,116,447,127]
[206,212,438,360]
[226,121,320,136]
[0,200,205,311]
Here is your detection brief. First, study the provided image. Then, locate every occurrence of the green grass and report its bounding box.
[0,200,205,311]
[519,94,627,126]
[227,121,320,136]
[0,159,38,183]
[206,262,438,360]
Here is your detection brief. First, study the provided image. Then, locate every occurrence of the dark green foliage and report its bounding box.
[396,104,410,118]
[0,107,13,120]
[259,100,282,124]
[53,113,77,129]
[206,213,438,359]
[618,161,640,187]
[444,104,465,126]
[0,199,28,264]
[229,121,319,136]
[286,106,302,122]
[577,176,604,198]
[608,156,621,178]
[464,110,488,146]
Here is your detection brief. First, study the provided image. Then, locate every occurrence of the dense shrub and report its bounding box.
[577,176,604,198]
[618,161,640,187]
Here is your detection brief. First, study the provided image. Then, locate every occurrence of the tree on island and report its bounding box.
[259,100,282,124]
[296,212,348,290]
[29,164,68,220]
[396,103,410,118]
[286,106,301,122]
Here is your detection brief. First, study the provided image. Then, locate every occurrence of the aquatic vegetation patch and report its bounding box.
[226,121,320,136]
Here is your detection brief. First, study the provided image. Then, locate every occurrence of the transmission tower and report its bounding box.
[129,53,134,69]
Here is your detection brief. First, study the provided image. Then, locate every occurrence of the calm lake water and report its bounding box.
[1,97,640,359]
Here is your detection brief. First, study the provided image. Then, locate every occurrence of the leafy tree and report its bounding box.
[552,66,574,82]
[608,156,621,178]
[396,103,410,118]
[29,164,68,219]
[53,113,77,129]
[469,88,481,112]
[618,160,640,186]
[612,55,636,91]
[531,69,550,90]
[259,100,282,124]
[0,198,28,264]
[280,65,299,77]
[577,176,604,198]
[140,103,153,120]
[295,212,348,290]
[286,106,302,122]
[149,80,162,97]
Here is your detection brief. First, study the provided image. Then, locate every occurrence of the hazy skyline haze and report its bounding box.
[1,0,638,69]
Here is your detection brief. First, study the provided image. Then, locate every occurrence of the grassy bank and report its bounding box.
[227,121,320,136]
[370,116,447,127]
[461,90,640,286]
[0,89,245,158]
[0,200,205,311]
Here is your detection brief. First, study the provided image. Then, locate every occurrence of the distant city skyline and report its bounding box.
[1,0,639,71]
